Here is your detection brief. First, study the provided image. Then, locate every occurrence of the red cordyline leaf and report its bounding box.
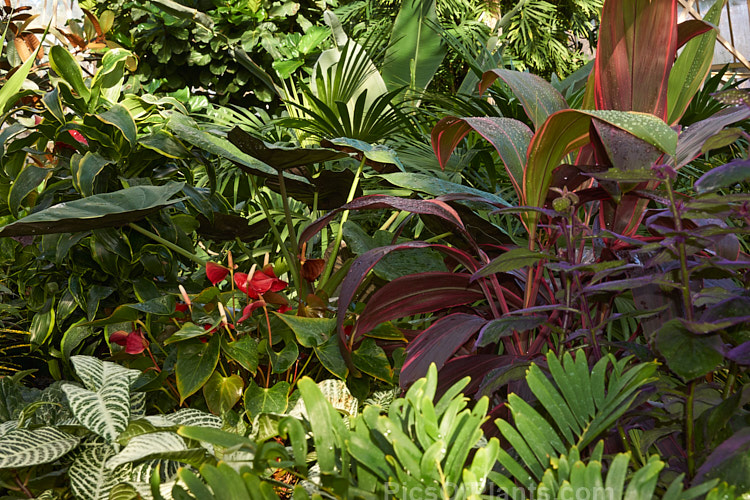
[68,130,88,146]
[110,329,148,354]
[206,262,230,285]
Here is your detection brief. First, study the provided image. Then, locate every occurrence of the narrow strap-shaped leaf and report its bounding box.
[480,69,568,130]
[508,394,567,463]
[604,453,631,500]
[525,364,579,444]
[495,419,544,482]
[667,0,724,124]
[594,0,677,120]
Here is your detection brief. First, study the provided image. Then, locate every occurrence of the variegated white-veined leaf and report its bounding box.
[70,356,139,392]
[289,379,358,421]
[30,490,58,499]
[69,444,133,500]
[107,431,211,469]
[118,419,161,446]
[0,420,17,437]
[130,391,146,418]
[130,459,181,483]
[0,427,80,468]
[165,408,221,428]
[62,382,130,445]
[109,480,177,500]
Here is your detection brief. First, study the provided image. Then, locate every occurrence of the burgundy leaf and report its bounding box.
[400,313,488,388]
[676,19,714,49]
[336,243,482,351]
[354,272,485,341]
[694,428,750,485]
[435,354,519,398]
[726,341,750,365]
[676,106,750,168]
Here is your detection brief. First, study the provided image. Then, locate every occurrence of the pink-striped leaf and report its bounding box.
[594,0,678,120]
[354,272,485,341]
[432,116,532,197]
[479,69,568,129]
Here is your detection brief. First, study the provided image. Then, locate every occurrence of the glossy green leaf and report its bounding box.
[352,338,392,383]
[0,183,185,237]
[474,248,550,277]
[221,336,258,375]
[95,104,137,147]
[72,152,111,197]
[60,319,94,361]
[139,130,191,159]
[0,28,46,113]
[8,165,52,217]
[273,313,335,348]
[49,45,90,101]
[382,0,446,92]
[667,0,724,124]
[480,69,568,129]
[314,334,349,379]
[243,380,289,417]
[203,372,243,415]
[176,335,221,403]
[380,172,509,207]
[164,322,207,345]
[29,309,55,348]
[655,319,724,381]
[168,114,310,184]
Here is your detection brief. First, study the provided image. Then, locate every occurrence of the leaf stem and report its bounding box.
[664,179,693,321]
[320,157,366,285]
[127,222,206,267]
[686,379,696,478]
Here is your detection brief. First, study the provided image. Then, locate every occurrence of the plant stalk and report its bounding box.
[320,157,366,285]
[127,223,206,267]
[686,380,696,478]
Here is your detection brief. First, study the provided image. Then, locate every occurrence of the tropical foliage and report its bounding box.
[1,0,750,497]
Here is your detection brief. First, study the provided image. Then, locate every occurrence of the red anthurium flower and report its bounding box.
[237,300,266,323]
[277,304,292,314]
[234,266,287,299]
[206,262,230,285]
[174,302,190,313]
[110,329,149,355]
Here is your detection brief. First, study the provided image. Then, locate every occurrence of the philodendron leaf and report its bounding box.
[694,159,750,194]
[0,183,185,237]
[176,335,221,403]
[228,127,348,169]
[655,319,724,381]
[243,381,289,418]
[69,444,132,500]
[273,313,335,348]
[0,427,80,468]
[203,372,243,415]
[63,361,134,444]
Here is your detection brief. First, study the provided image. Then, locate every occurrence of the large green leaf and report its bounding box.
[8,164,52,217]
[667,0,724,124]
[274,313,335,348]
[0,427,80,468]
[168,114,309,185]
[655,319,724,381]
[381,0,446,92]
[243,380,289,417]
[176,335,221,403]
[0,183,185,237]
[71,152,111,197]
[203,372,243,415]
[379,172,509,207]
